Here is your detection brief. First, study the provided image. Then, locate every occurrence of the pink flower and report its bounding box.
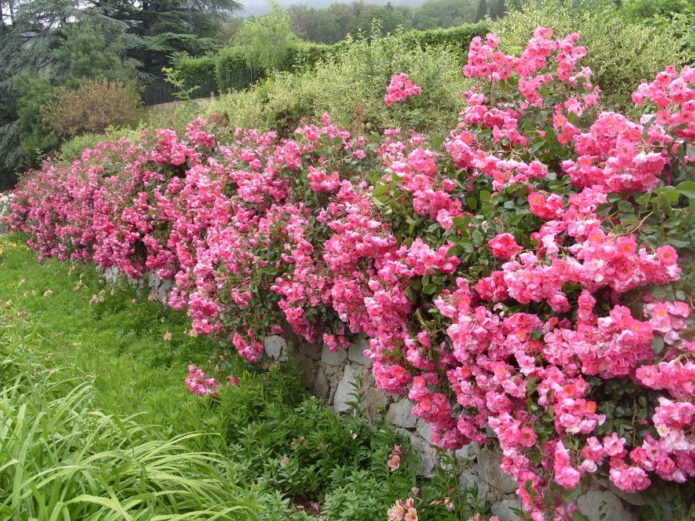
[488,233,523,260]
[388,445,403,471]
[384,73,422,107]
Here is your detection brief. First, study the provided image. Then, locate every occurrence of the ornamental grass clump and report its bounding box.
[9,27,694,519]
[0,344,262,520]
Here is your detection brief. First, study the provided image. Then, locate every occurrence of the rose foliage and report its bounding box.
[10,29,695,519]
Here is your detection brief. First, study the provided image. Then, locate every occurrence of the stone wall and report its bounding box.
[107,266,642,521]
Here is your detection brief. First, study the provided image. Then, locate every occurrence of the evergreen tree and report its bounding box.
[490,0,507,19]
[475,0,488,21]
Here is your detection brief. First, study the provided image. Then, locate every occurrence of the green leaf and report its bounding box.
[372,184,388,197]
[676,181,695,199]
[652,336,665,355]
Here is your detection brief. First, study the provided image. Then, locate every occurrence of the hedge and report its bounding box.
[173,22,490,96]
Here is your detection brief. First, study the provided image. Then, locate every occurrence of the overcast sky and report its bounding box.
[238,0,427,17]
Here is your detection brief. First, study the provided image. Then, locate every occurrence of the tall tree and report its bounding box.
[475,0,488,21]
[490,0,506,18]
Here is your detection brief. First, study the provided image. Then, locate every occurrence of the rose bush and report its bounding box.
[10,28,694,519]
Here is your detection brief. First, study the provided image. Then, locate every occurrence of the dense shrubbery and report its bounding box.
[0,238,480,521]
[207,30,471,138]
[172,22,489,98]
[10,27,695,520]
[43,79,143,138]
[490,0,687,110]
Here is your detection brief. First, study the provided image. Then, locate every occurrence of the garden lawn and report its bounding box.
[0,233,221,436]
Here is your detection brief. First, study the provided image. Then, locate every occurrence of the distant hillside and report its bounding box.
[239,0,427,18]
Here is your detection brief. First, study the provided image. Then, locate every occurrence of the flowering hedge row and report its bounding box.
[10,29,695,519]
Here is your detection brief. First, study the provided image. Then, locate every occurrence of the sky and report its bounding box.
[238,0,428,17]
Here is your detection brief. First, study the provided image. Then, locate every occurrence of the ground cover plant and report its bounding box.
[8,26,695,521]
[0,274,264,519]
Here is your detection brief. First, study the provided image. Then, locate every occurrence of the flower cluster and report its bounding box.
[10,28,694,519]
[185,364,220,396]
[388,444,403,471]
[387,497,418,521]
[384,73,422,107]
[0,192,14,217]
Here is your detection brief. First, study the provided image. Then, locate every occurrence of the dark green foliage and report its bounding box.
[0,235,478,521]
[216,363,412,499]
[412,0,479,29]
[0,0,243,188]
[399,22,491,58]
[172,53,218,97]
[15,76,59,166]
[216,46,256,91]
[286,0,484,44]
[475,0,488,21]
[53,19,136,87]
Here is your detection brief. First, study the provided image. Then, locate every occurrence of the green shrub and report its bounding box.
[42,78,143,138]
[175,22,487,99]
[209,29,470,137]
[57,127,140,162]
[322,469,414,521]
[399,21,490,57]
[15,76,60,165]
[216,46,257,91]
[171,53,218,97]
[490,0,686,109]
[211,362,410,500]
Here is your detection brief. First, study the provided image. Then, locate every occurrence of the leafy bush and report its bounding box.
[57,127,141,162]
[490,0,686,109]
[174,22,486,98]
[234,4,301,71]
[170,53,218,97]
[15,76,60,164]
[42,78,143,138]
[216,46,257,91]
[209,28,469,137]
[399,21,489,57]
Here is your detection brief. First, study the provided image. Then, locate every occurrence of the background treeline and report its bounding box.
[286,0,510,44]
[0,0,692,189]
[0,0,241,189]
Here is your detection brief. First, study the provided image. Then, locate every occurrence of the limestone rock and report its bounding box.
[416,418,434,443]
[157,279,172,301]
[348,335,372,366]
[407,433,437,478]
[313,367,330,399]
[455,443,481,462]
[263,335,288,360]
[361,386,389,422]
[491,499,522,521]
[459,469,489,502]
[385,399,417,429]
[333,365,361,414]
[478,445,517,494]
[321,345,347,365]
[577,490,636,521]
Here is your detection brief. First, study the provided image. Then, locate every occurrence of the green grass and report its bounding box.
[0,233,489,521]
[0,234,227,437]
